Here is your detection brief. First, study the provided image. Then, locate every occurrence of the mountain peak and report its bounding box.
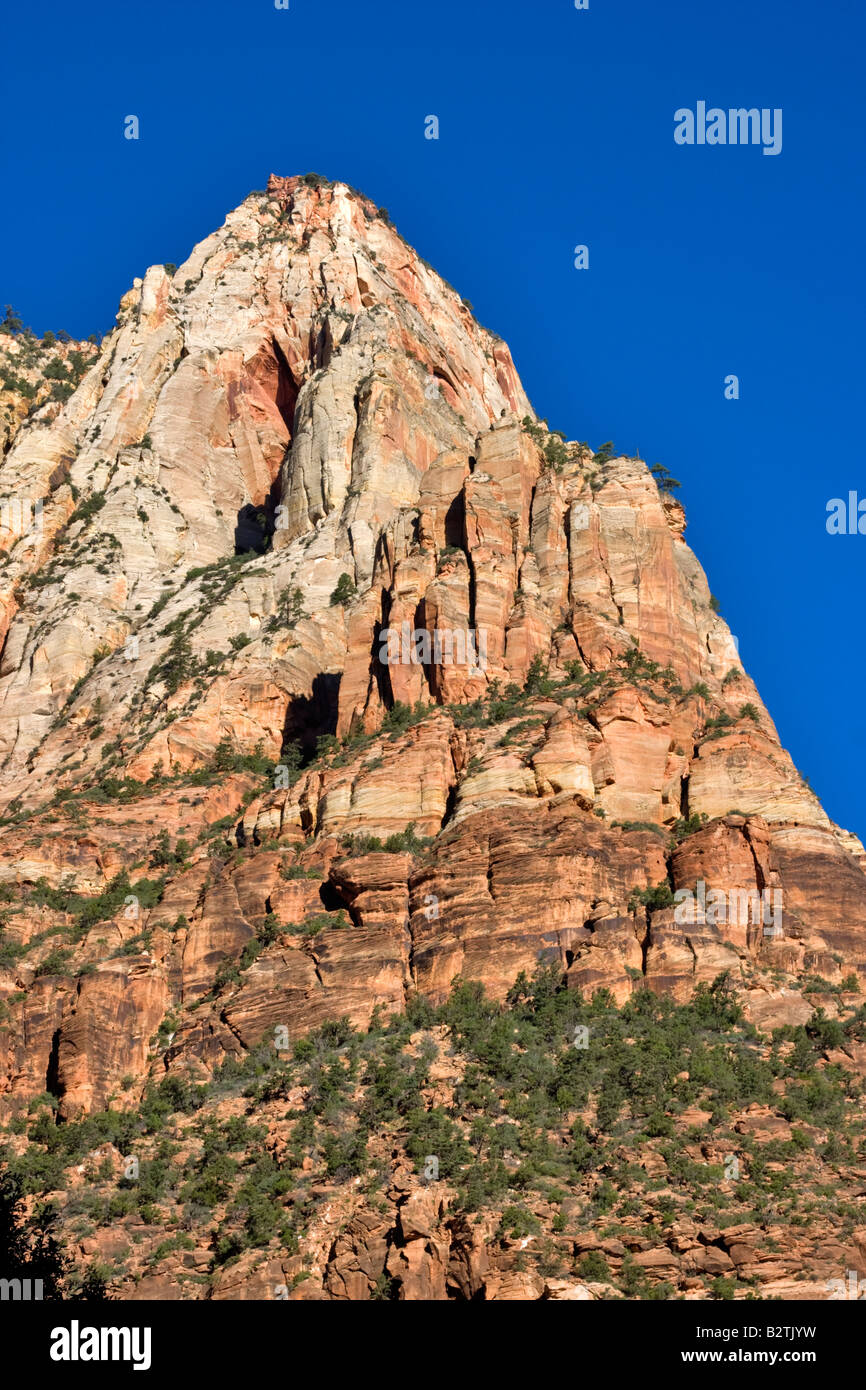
[0,177,863,1144]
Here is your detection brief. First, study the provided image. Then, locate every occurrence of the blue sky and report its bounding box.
[3,0,864,836]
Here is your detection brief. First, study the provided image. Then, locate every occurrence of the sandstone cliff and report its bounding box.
[0,172,863,1113]
[1,175,864,1302]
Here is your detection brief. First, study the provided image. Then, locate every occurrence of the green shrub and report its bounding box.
[498,1204,541,1238]
[628,880,675,914]
[330,573,357,606]
[577,1250,611,1281]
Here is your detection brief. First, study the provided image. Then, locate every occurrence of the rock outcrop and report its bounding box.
[0,171,863,1140]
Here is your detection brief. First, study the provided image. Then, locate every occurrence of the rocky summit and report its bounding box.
[1,174,865,1302]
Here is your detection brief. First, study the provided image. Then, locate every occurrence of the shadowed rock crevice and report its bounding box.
[45,1028,63,1109]
[271,335,300,434]
[281,672,342,761]
[444,492,465,549]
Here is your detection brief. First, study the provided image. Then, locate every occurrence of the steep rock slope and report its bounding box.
[0,173,863,1128]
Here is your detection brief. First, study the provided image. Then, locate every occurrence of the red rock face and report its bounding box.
[54,962,170,1119]
[0,174,863,1124]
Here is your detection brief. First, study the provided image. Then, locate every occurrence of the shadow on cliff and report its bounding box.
[281,671,342,763]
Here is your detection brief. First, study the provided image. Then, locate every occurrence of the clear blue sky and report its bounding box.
[3,0,864,837]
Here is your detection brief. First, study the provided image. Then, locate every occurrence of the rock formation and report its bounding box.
[0,175,864,1301]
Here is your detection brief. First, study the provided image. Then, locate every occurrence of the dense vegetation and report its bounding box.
[2,968,863,1299]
